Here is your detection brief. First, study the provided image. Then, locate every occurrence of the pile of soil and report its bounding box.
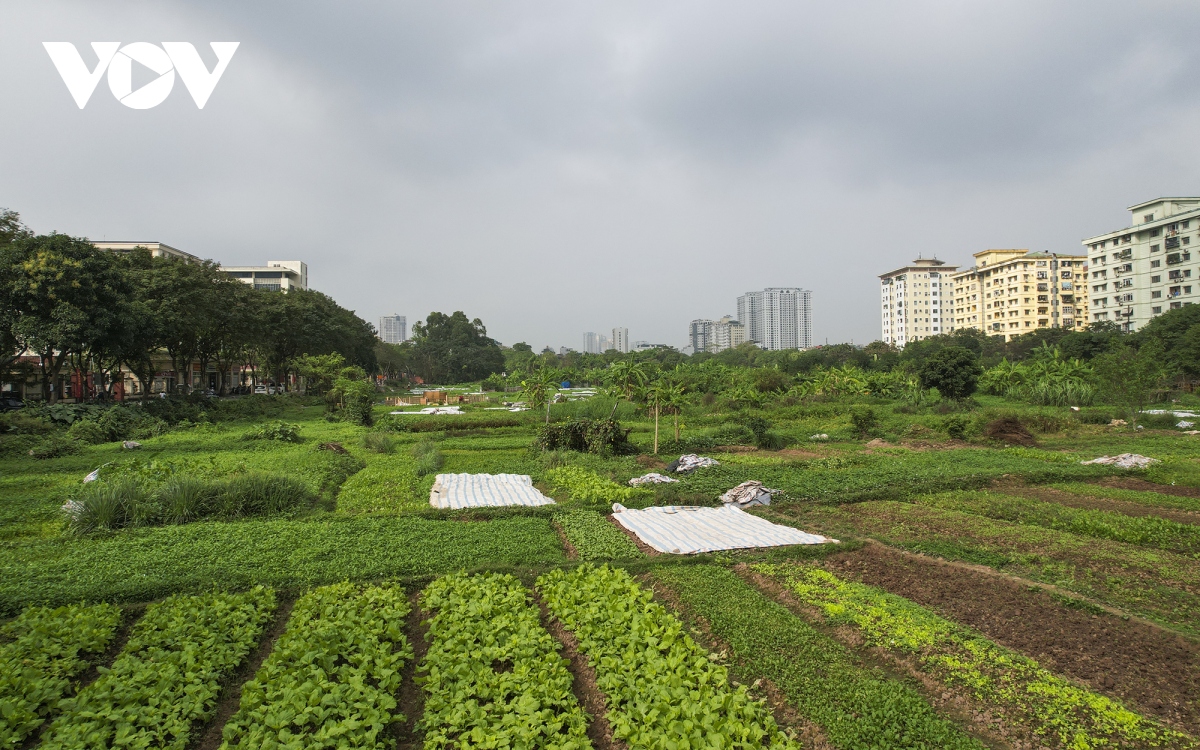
[983,417,1036,447]
[317,441,349,454]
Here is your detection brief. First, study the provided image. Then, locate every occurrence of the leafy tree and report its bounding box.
[1136,304,1200,380]
[293,353,346,396]
[327,366,375,426]
[917,346,982,401]
[409,311,505,384]
[605,360,648,418]
[1092,340,1170,422]
[520,367,559,424]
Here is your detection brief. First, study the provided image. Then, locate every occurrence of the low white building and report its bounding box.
[222,260,308,292]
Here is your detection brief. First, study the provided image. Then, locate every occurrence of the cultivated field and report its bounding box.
[2,392,1199,749]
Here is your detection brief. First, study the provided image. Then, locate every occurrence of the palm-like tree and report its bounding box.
[520,367,559,424]
[606,360,648,418]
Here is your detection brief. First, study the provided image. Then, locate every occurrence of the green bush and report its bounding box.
[159,477,218,525]
[138,394,211,425]
[66,406,167,444]
[918,346,983,400]
[327,377,375,427]
[244,421,301,442]
[361,431,395,454]
[942,414,970,440]
[26,434,83,459]
[850,406,879,438]
[215,475,317,517]
[64,477,159,534]
[536,418,636,455]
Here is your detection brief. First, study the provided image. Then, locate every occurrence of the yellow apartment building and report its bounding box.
[950,249,1088,342]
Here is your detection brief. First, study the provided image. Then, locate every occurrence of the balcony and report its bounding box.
[1165,237,1180,250]
[1166,252,1191,265]
[1114,263,1133,275]
[1113,249,1133,260]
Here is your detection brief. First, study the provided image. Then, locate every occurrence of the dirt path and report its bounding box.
[393,591,429,750]
[822,543,1200,736]
[1008,485,1200,525]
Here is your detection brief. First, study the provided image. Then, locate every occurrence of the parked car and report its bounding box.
[254,385,268,395]
[253,385,278,395]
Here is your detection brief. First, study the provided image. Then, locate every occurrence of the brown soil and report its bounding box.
[641,573,835,750]
[775,448,824,460]
[552,521,579,560]
[1095,477,1200,500]
[607,514,659,556]
[635,454,666,469]
[864,438,891,448]
[318,442,349,454]
[192,597,296,750]
[393,592,430,749]
[1008,485,1200,526]
[731,567,1013,749]
[821,543,1200,736]
[535,594,624,750]
[983,417,1036,447]
[714,444,758,453]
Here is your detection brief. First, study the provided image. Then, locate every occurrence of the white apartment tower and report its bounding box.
[736,288,812,350]
[689,316,746,354]
[879,258,957,347]
[1082,197,1200,332]
[611,327,630,353]
[379,315,407,344]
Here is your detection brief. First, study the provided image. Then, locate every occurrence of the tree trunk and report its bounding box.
[674,410,680,442]
[653,400,659,455]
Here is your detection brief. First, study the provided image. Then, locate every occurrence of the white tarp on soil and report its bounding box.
[1081,453,1159,469]
[610,503,834,554]
[430,473,556,510]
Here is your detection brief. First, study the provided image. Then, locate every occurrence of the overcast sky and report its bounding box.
[4,1,1200,350]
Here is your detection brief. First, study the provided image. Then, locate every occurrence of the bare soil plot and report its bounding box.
[821,543,1200,736]
[1010,485,1200,526]
[1096,477,1200,499]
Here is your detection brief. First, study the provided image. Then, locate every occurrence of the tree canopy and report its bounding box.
[408,311,505,384]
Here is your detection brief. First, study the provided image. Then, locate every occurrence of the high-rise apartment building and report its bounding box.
[599,334,611,353]
[379,315,407,344]
[949,250,1087,342]
[582,332,601,354]
[1082,197,1200,331]
[880,258,956,347]
[611,327,630,353]
[736,288,812,350]
[689,316,746,354]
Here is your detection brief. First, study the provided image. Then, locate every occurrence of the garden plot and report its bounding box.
[611,503,834,554]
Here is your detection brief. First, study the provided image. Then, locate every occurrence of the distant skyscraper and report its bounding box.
[378,315,407,344]
[690,316,745,354]
[599,334,611,352]
[583,332,601,354]
[611,327,630,353]
[736,288,812,350]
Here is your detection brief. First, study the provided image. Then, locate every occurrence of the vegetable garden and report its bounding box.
[3,386,1200,749]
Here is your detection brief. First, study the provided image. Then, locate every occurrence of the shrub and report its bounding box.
[361,431,395,454]
[480,373,506,392]
[918,346,983,400]
[215,475,316,517]
[942,414,970,440]
[327,377,375,427]
[536,419,636,455]
[850,406,879,439]
[381,414,524,433]
[711,422,755,445]
[66,406,167,444]
[139,395,210,425]
[27,435,83,459]
[244,421,301,442]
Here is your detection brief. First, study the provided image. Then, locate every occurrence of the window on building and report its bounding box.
[1152,306,1162,314]
[1145,214,1154,222]
[1151,245,1160,252]
[1152,290,1162,298]
[1187,286,1194,294]
[1151,260,1161,267]
[1185,237,1192,245]
[1151,275,1161,283]
[1151,228,1161,237]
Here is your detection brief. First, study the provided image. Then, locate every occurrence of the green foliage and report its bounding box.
[66,405,168,444]
[543,465,641,505]
[244,420,302,442]
[0,516,566,614]
[654,564,984,750]
[916,490,1200,556]
[412,438,445,477]
[538,565,797,749]
[0,602,121,746]
[942,413,971,439]
[327,375,376,426]
[918,345,983,400]
[536,418,635,455]
[361,430,395,454]
[24,433,82,459]
[381,413,526,433]
[64,474,320,534]
[979,349,1096,406]
[419,573,591,749]
[553,509,643,560]
[480,372,507,391]
[409,311,506,384]
[758,562,1187,749]
[40,587,276,750]
[292,352,346,396]
[850,405,879,439]
[1093,340,1171,421]
[221,582,412,749]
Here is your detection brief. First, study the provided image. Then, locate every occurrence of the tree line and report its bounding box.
[1,210,376,401]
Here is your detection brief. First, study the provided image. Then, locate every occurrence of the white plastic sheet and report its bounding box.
[611,504,834,554]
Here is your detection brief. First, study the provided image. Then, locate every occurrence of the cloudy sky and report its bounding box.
[4,1,1200,350]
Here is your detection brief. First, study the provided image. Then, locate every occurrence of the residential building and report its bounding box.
[379,315,407,344]
[92,241,199,262]
[880,258,957,347]
[582,332,605,354]
[689,315,746,354]
[736,288,812,350]
[599,334,611,352]
[1082,197,1200,331]
[949,250,1087,342]
[222,260,308,292]
[611,327,630,353]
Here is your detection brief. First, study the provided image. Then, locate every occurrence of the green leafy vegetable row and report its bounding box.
[538,564,795,750]
[0,602,122,746]
[554,509,643,560]
[652,564,983,750]
[39,587,276,750]
[755,562,1192,750]
[915,490,1200,555]
[221,581,413,749]
[419,572,591,749]
[543,466,643,505]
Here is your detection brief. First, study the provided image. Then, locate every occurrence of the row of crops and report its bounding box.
[1,565,1192,749]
